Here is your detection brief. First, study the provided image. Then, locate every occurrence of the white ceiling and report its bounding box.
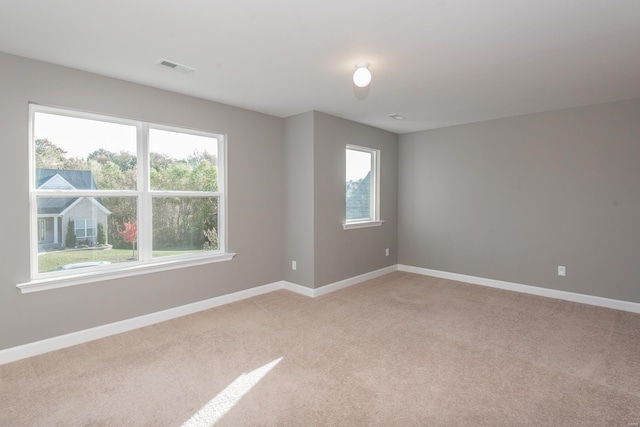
[1,0,639,134]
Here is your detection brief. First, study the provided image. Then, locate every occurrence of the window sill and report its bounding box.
[343,220,385,230]
[17,252,236,294]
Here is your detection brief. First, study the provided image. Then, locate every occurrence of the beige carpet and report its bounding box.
[2,271,640,426]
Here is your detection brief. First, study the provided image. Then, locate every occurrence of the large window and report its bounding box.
[26,104,230,289]
[344,145,383,229]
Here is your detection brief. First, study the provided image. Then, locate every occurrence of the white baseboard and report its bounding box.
[0,265,398,365]
[0,280,283,366]
[283,265,398,298]
[398,264,640,314]
[11,262,633,366]
[282,281,315,297]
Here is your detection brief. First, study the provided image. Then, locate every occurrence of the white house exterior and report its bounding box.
[36,169,111,251]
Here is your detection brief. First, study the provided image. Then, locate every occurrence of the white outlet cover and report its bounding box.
[558,266,566,276]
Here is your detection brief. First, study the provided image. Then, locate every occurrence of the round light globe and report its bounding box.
[353,66,371,88]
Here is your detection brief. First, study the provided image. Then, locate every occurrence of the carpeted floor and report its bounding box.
[1,271,640,426]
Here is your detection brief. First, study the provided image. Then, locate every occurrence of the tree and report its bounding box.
[97,222,106,245]
[35,138,87,170]
[203,228,218,250]
[65,219,76,248]
[119,220,137,258]
[35,139,67,169]
[88,149,137,172]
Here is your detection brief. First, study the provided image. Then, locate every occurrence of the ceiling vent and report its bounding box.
[156,58,196,74]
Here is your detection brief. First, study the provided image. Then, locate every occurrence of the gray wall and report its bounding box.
[0,52,400,352]
[282,112,315,287]
[399,98,640,303]
[0,52,284,350]
[313,112,398,287]
[281,111,398,289]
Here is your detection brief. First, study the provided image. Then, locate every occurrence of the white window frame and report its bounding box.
[19,104,235,294]
[343,144,384,230]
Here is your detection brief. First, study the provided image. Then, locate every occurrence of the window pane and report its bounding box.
[34,112,137,191]
[152,197,219,257]
[149,129,218,191]
[346,149,372,221]
[36,196,138,273]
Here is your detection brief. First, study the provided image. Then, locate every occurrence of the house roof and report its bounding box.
[38,198,78,215]
[36,169,98,190]
[36,169,110,216]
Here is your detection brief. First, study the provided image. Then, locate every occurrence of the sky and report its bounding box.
[346,148,371,182]
[35,111,369,179]
[34,112,217,160]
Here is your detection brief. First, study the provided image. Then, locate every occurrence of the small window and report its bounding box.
[345,145,382,229]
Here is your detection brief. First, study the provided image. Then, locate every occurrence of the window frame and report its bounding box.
[343,144,384,230]
[20,104,234,293]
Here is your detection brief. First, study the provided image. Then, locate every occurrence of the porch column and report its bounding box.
[53,216,59,244]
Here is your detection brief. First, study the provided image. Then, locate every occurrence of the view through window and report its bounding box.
[31,105,225,277]
[346,145,379,223]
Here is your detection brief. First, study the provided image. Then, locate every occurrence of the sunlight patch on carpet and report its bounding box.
[182,357,284,427]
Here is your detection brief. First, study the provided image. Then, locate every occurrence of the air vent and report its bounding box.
[386,113,405,120]
[156,58,196,74]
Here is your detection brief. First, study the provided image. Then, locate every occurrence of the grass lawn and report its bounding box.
[39,248,199,273]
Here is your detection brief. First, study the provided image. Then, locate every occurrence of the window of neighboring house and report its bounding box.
[38,219,45,242]
[344,145,383,229]
[75,219,97,239]
[22,104,232,292]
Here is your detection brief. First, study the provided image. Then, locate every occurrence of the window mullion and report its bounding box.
[218,135,227,253]
[32,190,140,197]
[139,123,151,262]
[371,150,378,221]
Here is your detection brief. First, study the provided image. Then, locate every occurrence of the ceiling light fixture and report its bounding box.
[353,62,372,88]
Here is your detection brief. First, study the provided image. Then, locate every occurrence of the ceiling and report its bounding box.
[1,0,639,134]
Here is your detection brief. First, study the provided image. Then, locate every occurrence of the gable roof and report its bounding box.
[35,169,110,216]
[36,169,98,190]
[38,197,78,215]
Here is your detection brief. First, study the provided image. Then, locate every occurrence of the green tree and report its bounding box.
[35,139,67,169]
[95,161,126,189]
[35,139,87,170]
[87,148,112,165]
[111,150,137,171]
[65,219,76,248]
[188,161,218,191]
[203,228,218,250]
[88,149,136,171]
[97,222,106,245]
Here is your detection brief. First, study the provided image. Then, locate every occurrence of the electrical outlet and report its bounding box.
[292,260,297,271]
[558,266,566,277]
[385,248,390,257]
